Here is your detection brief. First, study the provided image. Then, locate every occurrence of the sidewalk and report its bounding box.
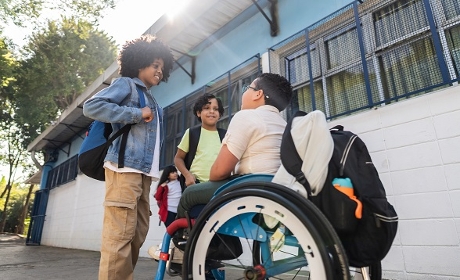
[0,233,175,280]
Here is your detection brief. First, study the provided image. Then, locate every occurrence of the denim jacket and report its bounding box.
[83,77,163,173]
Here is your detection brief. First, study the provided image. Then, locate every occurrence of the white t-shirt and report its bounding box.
[222,105,286,175]
[167,180,182,212]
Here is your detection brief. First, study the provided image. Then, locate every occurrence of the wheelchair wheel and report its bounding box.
[350,262,382,280]
[182,181,350,279]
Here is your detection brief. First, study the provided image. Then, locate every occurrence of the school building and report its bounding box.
[25,0,460,278]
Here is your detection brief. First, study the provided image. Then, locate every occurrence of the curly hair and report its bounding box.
[158,165,177,186]
[118,35,174,81]
[193,93,224,122]
[254,73,293,111]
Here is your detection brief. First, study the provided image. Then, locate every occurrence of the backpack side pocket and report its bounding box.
[339,200,398,268]
[311,182,359,234]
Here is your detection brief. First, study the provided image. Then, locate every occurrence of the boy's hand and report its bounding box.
[141,107,154,122]
[185,173,196,187]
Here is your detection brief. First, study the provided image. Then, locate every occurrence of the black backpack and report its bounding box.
[178,126,226,191]
[281,111,398,268]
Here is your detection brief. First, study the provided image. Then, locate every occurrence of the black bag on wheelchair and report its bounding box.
[280,111,398,268]
[206,234,243,260]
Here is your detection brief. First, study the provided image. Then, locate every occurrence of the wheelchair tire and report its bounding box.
[182,181,350,279]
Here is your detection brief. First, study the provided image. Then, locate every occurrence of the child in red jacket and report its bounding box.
[154,165,181,227]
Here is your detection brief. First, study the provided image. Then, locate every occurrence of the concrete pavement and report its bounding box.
[0,233,174,280]
[1,233,306,279]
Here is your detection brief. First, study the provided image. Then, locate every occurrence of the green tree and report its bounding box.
[14,17,117,145]
[0,176,37,234]
[0,34,16,112]
[0,121,31,232]
[0,0,116,27]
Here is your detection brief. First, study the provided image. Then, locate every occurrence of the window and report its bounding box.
[287,81,325,114]
[445,24,460,78]
[162,100,186,168]
[286,46,321,86]
[440,0,460,21]
[326,27,361,70]
[47,155,79,189]
[378,36,444,99]
[373,0,429,48]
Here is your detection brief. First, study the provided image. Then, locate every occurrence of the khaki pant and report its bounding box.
[98,169,152,280]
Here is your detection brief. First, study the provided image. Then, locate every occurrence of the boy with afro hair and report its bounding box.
[83,35,174,280]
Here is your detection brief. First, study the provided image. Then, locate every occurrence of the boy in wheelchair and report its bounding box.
[171,73,293,262]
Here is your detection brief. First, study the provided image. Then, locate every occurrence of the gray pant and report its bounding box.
[176,179,231,218]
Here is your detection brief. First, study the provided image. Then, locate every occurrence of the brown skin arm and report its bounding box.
[209,144,239,181]
[141,107,153,122]
[174,148,196,187]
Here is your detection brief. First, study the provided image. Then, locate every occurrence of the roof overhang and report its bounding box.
[24,170,42,185]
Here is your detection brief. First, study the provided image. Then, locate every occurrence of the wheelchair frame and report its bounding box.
[153,174,381,280]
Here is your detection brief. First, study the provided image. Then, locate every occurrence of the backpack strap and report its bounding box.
[117,86,146,168]
[217,128,226,141]
[185,126,226,169]
[184,126,201,170]
[280,110,312,196]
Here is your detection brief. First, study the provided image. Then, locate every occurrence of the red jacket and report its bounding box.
[154,184,168,223]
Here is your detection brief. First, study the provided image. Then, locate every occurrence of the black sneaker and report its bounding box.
[172,237,186,251]
[169,263,182,275]
[205,271,216,280]
[172,229,189,251]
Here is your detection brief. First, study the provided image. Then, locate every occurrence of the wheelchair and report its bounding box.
[153,174,382,280]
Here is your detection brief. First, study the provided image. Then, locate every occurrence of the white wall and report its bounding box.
[40,175,166,258]
[41,84,460,279]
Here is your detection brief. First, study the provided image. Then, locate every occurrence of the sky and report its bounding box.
[104,0,191,45]
[98,0,164,47]
[3,0,191,49]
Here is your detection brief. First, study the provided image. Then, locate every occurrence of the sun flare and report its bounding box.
[163,0,192,20]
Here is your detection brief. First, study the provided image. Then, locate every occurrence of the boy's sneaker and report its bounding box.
[148,245,161,261]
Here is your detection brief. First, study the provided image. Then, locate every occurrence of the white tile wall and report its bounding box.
[445,163,460,191]
[394,192,453,219]
[433,111,460,139]
[403,246,460,276]
[399,220,458,245]
[383,118,437,149]
[451,190,460,218]
[439,136,460,164]
[386,142,443,171]
[390,166,448,194]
